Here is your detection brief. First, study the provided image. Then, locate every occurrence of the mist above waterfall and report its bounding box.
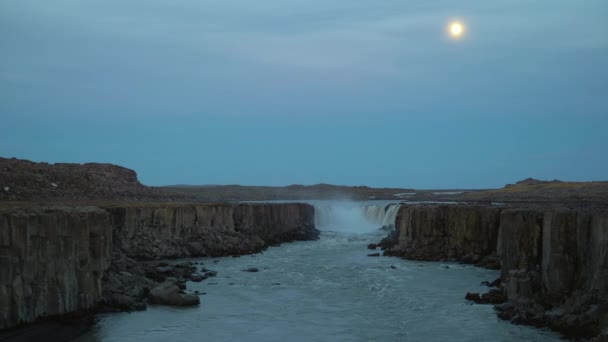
[313,201,400,234]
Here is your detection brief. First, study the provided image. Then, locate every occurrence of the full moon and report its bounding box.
[449,21,464,38]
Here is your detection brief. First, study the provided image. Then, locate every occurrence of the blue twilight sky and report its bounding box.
[1,0,607,189]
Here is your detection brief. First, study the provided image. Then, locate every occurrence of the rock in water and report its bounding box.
[465,289,506,305]
[465,292,482,303]
[148,281,200,306]
[190,274,205,282]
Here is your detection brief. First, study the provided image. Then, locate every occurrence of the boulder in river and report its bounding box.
[190,274,205,282]
[148,280,200,306]
[465,289,506,305]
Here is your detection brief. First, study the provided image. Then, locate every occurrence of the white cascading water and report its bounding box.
[362,204,400,228]
[313,202,400,234]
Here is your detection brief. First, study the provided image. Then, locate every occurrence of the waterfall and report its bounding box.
[362,203,400,229]
[313,202,400,234]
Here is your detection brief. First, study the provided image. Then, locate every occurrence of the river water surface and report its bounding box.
[77,201,561,342]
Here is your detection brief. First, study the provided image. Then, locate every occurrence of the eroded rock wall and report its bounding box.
[499,208,608,337]
[0,202,318,330]
[108,203,317,260]
[387,204,608,338]
[391,205,501,266]
[0,207,112,329]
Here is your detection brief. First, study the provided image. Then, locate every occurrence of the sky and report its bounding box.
[1,0,607,189]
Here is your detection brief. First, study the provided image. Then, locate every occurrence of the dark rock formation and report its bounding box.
[481,278,501,287]
[147,280,199,306]
[101,251,153,312]
[498,208,608,339]
[0,207,112,330]
[378,204,608,339]
[382,205,501,268]
[108,203,318,260]
[378,229,399,254]
[0,202,318,330]
[465,289,507,305]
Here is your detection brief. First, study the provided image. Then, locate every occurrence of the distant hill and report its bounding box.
[162,183,416,201]
[2,158,606,205]
[454,178,608,205]
[0,157,191,202]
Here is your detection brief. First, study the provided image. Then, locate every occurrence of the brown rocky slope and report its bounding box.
[0,157,190,202]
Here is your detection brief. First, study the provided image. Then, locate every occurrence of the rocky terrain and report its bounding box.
[0,157,190,202]
[4,157,607,205]
[453,178,608,205]
[374,204,608,340]
[0,203,318,330]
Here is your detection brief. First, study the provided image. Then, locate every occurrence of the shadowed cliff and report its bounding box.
[379,204,608,339]
[0,203,318,330]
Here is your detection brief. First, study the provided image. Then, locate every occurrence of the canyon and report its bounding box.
[1,158,607,340]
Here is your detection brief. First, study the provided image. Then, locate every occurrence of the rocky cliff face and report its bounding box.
[0,206,112,330]
[390,205,501,268]
[498,208,608,338]
[384,204,608,339]
[0,203,318,330]
[108,203,317,259]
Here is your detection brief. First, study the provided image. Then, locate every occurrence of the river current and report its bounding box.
[76,201,561,342]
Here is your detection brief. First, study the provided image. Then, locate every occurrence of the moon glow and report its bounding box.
[449,21,465,38]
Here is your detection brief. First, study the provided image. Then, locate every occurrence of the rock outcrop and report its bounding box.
[380,204,608,339]
[0,202,318,330]
[0,206,112,330]
[147,279,199,306]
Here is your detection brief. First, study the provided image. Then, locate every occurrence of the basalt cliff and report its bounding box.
[0,203,318,330]
[379,204,608,339]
